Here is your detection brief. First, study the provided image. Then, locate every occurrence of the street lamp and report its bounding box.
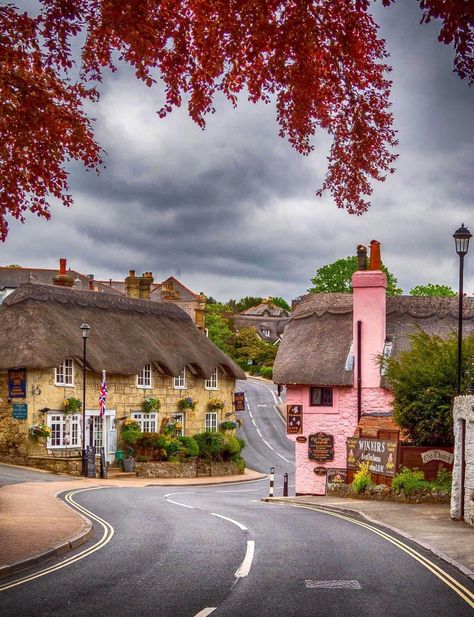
[80,323,90,476]
[453,224,471,395]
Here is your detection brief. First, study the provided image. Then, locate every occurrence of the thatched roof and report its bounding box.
[240,302,290,317]
[273,293,474,386]
[0,282,245,379]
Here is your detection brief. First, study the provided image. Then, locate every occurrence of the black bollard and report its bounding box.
[283,472,289,497]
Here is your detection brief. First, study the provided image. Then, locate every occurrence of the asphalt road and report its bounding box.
[1,380,473,616]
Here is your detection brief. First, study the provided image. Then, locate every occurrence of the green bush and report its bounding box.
[135,432,168,460]
[392,467,428,494]
[122,427,141,445]
[193,431,226,460]
[352,461,374,494]
[237,437,246,450]
[433,467,452,490]
[178,436,199,458]
[164,438,181,458]
[222,434,242,458]
[260,366,273,379]
[230,454,245,473]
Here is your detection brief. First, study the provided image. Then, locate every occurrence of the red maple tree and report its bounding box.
[0,1,472,241]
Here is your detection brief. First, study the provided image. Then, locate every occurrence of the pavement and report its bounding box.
[265,495,474,581]
[1,464,473,583]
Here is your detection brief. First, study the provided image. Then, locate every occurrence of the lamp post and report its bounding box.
[453,224,471,395]
[80,323,90,477]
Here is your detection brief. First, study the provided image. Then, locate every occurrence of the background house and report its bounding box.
[0,281,244,475]
[234,298,291,343]
[273,241,474,495]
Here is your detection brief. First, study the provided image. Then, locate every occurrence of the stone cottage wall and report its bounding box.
[451,394,474,526]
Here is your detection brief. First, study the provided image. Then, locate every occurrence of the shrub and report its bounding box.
[164,438,181,458]
[178,436,199,458]
[352,461,374,494]
[193,431,225,460]
[222,434,242,458]
[433,467,452,491]
[230,454,245,473]
[135,432,168,460]
[392,467,428,494]
[121,419,141,445]
[260,366,273,379]
[237,437,246,450]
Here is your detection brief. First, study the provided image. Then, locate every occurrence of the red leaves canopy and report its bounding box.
[0,1,472,240]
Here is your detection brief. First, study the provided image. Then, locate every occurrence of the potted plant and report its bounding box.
[123,446,136,472]
[208,397,225,412]
[64,397,82,414]
[178,396,197,415]
[29,424,51,439]
[142,397,161,413]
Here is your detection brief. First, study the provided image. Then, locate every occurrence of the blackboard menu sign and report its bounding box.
[308,432,334,463]
[286,404,303,434]
[86,446,96,478]
[99,447,108,479]
[234,392,246,412]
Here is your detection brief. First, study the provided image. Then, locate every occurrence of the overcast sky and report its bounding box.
[2,2,473,301]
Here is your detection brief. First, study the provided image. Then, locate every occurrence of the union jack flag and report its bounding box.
[99,370,108,417]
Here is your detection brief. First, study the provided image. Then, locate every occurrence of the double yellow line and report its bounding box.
[287,503,474,609]
[0,487,114,592]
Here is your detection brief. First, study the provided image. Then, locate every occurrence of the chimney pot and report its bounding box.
[356,245,368,271]
[59,258,67,276]
[369,240,382,271]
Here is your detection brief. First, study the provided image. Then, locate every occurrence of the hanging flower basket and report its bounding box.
[178,396,196,412]
[207,397,225,412]
[142,397,161,413]
[29,424,51,439]
[64,397,82,414]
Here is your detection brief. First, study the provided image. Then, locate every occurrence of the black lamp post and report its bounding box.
[80,323,90,476]
[453,224,471,395]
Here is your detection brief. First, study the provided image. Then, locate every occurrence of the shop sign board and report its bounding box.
[308,432,334,463]
[326,468,348,486]
[8,368,26,398]
[234,392,246,412]
[12,403,28,419]
[346,437,398,476]
[287,404,303,434]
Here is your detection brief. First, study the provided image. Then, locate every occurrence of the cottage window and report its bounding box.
[132,412,157,433]
[47,413,81,448]
[262,328,271,337]
[137,364,152,389]
[310,387,333,407]
[205,412,218,432]
[380,340,393,376]
[174,368,186,389]
[205,368,218,390]
[171,413,185,436]
[54,358,74,386]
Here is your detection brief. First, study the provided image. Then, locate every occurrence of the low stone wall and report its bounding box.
[25,456,85,476]
[327,483,451,504]
[135,459,244,478]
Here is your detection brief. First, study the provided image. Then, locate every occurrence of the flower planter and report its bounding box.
[123,458,135,472]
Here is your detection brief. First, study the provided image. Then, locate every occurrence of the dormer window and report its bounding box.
[345,342,354,371]
[174,367,186,389]
[205,367,218,390]
[137,363,152,388]
[54,359,74,386]
[380,340,393,376]
[262,328,271,337]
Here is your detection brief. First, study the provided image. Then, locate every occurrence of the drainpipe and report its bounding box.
[357,320,362,421]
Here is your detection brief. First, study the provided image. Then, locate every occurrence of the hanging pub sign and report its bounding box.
[346,437,398,477]
[286,404,303,434]
[308,432,334,463]
[8,369,26,398]
[234,392,246,412]
[326,468,348,486]
[12,403,28,420]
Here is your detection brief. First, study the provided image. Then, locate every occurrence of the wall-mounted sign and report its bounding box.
[12,403,28,420]
[421,450,454,465]
[234,392,246,412]
[8,369,26,398]
[308,432,334,463]
[346,437,398,477]
[313,466,327,476]
[296,435,307,443]
[287,404,303,434]
[326,468,348,486]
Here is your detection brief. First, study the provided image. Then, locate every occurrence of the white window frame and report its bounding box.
[171,412,185,436]
[54,358,75,387]
[174,367,186,390]
[137,363,152,389]
[47,413,81,448]
[205,412,218,432]
[131,412,157,433]
[262,328,271,337]
[205,367,218,390]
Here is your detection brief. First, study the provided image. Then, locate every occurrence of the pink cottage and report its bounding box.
[273,241,474,495]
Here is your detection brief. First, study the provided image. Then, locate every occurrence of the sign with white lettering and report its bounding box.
[308,432,334,463]
[421,450,454,465]
[346,437,398,477]
[287,405,303,434]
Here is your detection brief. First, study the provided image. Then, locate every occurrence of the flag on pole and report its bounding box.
[99,370,108,417]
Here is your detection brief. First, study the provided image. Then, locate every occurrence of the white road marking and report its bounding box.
[164,493,195,509]
[256,404,267,407]
[210,513,248,531]
[164,492,195,498]
[305,580,361,589]
[235,540,255,578]
[251,418,256,426]
[262,438,275,452]
[194,608,216,616]
[214,489,259,493]
[275,451,291,463]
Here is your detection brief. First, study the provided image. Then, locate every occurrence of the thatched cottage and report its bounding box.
[234,299,291,343]
[0,282,245,473]
[273,241,474,495]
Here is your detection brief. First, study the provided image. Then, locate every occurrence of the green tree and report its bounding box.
[272,297,291,311]
[205,302,235,356]
[233,297,263,313]
[383,330,474,446]
[308,256,402,296]
[409,284,456,297]
[234,328,277,367]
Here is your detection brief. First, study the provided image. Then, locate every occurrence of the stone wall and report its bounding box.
[0,365,237,463]
[451,394,474,526]
[135,460,244,478]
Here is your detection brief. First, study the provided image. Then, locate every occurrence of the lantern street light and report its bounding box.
[80,323,90,477]
[453,224,471,395]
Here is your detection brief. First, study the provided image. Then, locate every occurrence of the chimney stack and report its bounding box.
[139,272,154,300]
[125,270,140,298]
[53,258,74,287]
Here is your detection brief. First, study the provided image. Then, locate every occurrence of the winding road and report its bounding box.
[1,379,473,616]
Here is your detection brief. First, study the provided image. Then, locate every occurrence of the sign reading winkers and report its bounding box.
[346,437,398,477]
